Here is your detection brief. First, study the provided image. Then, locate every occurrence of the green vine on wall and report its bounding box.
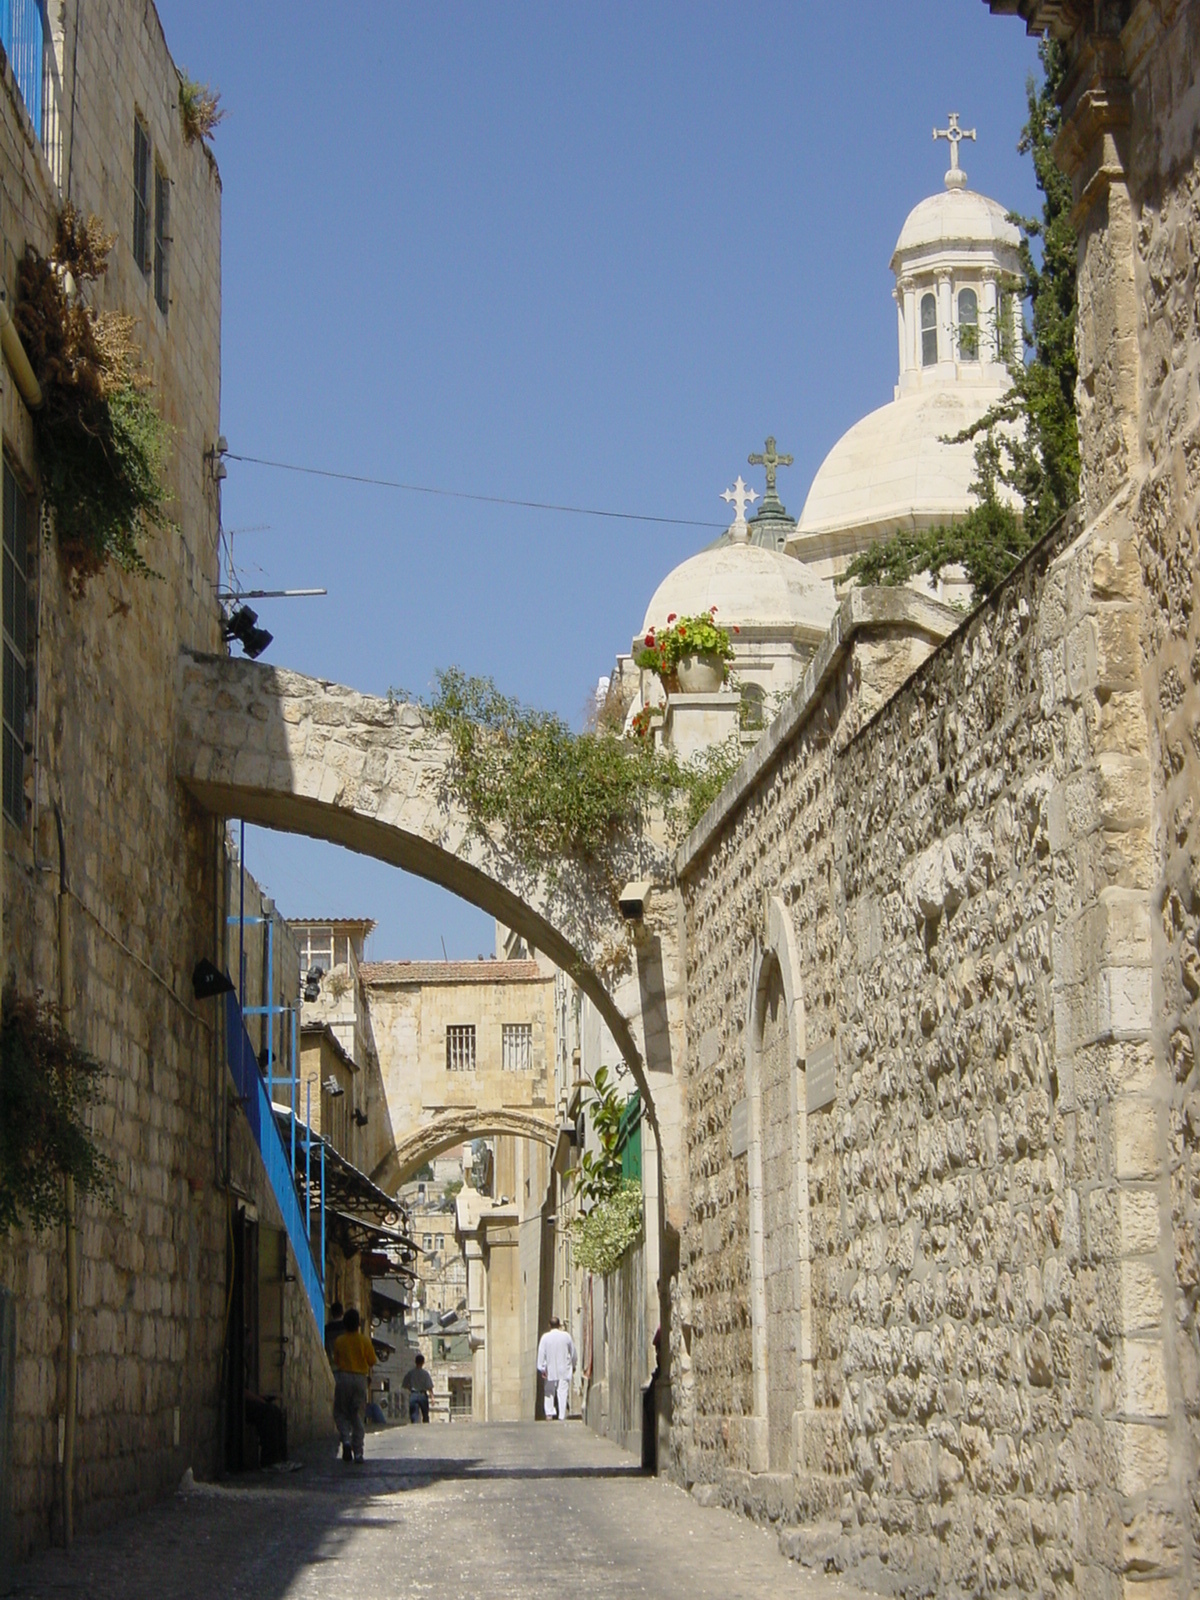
[0,992,112,1232]
[15,206,174,590]
[567,1179,644,1275]
[402,669,741,885]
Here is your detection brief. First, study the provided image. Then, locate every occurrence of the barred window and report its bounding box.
[446,1025,476,1072]
[502,1022,533,1072]
[153,165,170,315]
[133,115,151,274]
[2,464,30,828]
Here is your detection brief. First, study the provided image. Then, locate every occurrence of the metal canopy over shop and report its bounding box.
[273,1107,417,1277]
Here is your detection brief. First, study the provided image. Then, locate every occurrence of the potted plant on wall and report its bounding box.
[634,608,736,694]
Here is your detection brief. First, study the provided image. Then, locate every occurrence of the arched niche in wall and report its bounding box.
[744,894,813,1477]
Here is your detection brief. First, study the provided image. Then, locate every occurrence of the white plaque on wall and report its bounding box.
[806,1039,837,1112]
[730,1097,749,1159]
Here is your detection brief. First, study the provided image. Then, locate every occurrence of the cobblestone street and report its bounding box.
[13,1423,872,1600]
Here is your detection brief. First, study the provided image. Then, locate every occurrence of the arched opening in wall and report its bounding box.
[744,896,811,1479]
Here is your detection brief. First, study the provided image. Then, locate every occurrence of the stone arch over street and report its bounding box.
[175,649,687,1229]
[376,1107,558,1192]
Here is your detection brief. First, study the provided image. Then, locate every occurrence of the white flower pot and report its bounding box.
[675,653,724,693]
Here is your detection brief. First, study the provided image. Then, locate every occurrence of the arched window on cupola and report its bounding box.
[957,287,979,360]
[920,292,938,366]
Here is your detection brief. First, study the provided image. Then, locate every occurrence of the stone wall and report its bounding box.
[674,498,1189,1595]
[0,0,329,1552]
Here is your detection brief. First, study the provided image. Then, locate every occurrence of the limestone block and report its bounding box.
[1118,1260,1163,1334]
[1094,753,1151,832]
[1118,1191,1161,1256]
[1112,1099,1161,1180]
[1118,1337,1169,1419]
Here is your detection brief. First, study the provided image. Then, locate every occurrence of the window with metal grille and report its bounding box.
[502,1022,533,1072]
[133,116,151,274]
[2,464,30,828]
[446,1025,476,1072]
[920,292,938,366]
[153,165,170,315]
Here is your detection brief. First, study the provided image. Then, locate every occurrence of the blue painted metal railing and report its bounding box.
[224,989,325,1328]
[0,0,44,136]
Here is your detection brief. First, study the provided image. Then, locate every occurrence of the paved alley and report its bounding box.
[13,1423,873,1600]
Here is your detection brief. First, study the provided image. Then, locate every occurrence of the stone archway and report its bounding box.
[744,895,812,1476]
[175,648,686,1231]
[376,1107,558,1191]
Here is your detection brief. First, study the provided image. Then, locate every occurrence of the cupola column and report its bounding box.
[935,269,953,370]
[893,286,905,378]
[981,270,1000,364]
[899,276,917,375]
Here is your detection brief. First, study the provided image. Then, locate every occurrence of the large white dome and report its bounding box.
[640,540,836,640]
[891,186,1020,267]
[788,381,1017,556]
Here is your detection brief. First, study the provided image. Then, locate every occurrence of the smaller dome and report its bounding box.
[891,187,1020,267]
[640,541,836,639]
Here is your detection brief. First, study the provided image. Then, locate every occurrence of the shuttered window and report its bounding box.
[154,166,170,314]
[501,1022,533,1072]
[133,116,151,274]
[2,465,30,827]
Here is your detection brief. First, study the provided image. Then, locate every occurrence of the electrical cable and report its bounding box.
[224,452,728,531]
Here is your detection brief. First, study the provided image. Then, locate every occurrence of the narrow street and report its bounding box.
[14,1424,870,1600]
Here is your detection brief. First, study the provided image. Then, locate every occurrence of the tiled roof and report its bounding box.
[360,960,546,985]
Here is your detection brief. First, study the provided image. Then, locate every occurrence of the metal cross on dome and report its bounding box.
[721,476,758,523]
[748,436,793,499]
[934,112,976,186]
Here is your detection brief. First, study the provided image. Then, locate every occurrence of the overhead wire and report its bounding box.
[224,452,729,531]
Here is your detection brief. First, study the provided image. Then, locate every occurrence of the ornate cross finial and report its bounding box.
[748,436,793,499]
[721,475,758,538]
[933,112,975,191]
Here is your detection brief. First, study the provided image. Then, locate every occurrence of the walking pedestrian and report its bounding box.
[401,1352,434,1423]
[536,1316,576,1421]
[331,1307,376,1463]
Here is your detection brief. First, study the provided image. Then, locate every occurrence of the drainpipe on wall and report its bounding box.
[54,807,77,1546]
[0,289,42,410]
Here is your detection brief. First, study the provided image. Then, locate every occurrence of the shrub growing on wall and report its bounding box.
[15,205,174,589]
[0,992,111,1231]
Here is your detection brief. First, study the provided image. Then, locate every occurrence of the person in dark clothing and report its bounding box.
[324,1301,345,1364]
[402,1352,433,1423]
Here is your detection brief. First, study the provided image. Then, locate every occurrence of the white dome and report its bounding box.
[790,381,1018,551]
[640,540,837,639]
[891,187,1020,267]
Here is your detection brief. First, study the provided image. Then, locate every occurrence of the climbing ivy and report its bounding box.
[846,42,1077,601]
[567,1180,644,1276]
[0,992,112,1232]
[407,669,742,881]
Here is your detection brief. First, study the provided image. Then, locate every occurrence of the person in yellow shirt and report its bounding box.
[331,1307,377,1463]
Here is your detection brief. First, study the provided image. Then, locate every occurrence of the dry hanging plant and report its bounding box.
[178,73,224,145]
[15,204,173,589]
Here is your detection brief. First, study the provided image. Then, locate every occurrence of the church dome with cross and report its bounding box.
[786,115,1022,594]
[630,463,837,724]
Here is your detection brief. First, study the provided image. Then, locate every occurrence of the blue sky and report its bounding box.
[155,1,1041,959]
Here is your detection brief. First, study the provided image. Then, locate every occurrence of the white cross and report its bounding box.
[721,476,758,525]
[933,111,976,172]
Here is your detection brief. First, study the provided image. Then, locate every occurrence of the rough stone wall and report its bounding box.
[673,489,1192,1595]
[1122,0,1200,1580]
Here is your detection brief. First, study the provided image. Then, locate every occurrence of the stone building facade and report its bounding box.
[661,4,1200,1597]
[0,0,331,1556]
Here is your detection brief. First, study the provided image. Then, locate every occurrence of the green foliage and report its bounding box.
[567,1179,644,1275]
[845,42,1077,603]
[410,669,741,880]
[634,609,736,681]
[0,992,112,1232]
[566,1066,626,1208]
[16,206,174,589]
[178,73,225,145]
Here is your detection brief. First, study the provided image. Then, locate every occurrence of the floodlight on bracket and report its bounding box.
[204,435,229,482]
